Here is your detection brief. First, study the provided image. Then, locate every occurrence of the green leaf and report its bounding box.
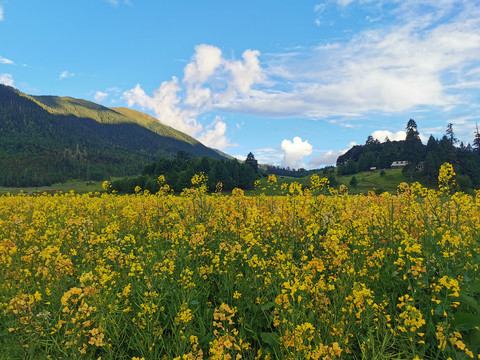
[260,332,279,347]
[468,281,480,294]
[261,302,276,311]
[464,329,480,350]
[458,294,480,313]
[454,312,480,331]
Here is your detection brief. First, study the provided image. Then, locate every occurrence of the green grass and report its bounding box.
[0,179,104,195]
[336,169,408,194]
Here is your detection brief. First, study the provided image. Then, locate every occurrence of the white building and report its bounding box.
[391,161,408,169]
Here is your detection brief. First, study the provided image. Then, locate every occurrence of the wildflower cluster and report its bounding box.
[1,164,479,359]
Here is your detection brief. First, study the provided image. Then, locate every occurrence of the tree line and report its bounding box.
[337,119,480,191]
[111,154,259,194]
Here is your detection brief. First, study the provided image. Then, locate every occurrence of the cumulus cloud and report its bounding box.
[184,44,223,84]
[124,79,203,137]
[0,56,14,65]
[281,137,313,169]
[371,130,406,142]
[225,49,265,95]
[183,44,223,107]
[197,118,231,150]
[123,45,265,149]
[94,91,108,102]
[371,130,429,143]
[59,71,74,80]
[0,74,14,86]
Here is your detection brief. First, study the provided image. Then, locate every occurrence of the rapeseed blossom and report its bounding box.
[1,164,479,359]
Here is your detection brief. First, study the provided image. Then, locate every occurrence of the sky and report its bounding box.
[1,0,480,169]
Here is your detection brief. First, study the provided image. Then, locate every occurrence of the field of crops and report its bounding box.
[1,164,480,359]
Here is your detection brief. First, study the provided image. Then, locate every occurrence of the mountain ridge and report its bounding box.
[0,85,227,186]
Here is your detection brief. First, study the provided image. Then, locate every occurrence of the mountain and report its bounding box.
[0,85,227,186]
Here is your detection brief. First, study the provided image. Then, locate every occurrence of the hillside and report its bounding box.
[111,107,199,145]
[336,122,480,191]
[0,85,226,186]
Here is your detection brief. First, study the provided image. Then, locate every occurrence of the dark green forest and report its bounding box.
[336,119,480,191]
[0,85,225,186]
[111,155,259,193]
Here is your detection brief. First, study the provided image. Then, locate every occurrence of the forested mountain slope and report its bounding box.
[0,85,226,186]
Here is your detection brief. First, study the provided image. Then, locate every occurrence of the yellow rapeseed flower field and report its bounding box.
[1,164,479,359]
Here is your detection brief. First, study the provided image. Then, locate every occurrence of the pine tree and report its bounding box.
[446,123,458,146]
[404,119,424,181]
[245,152,258,172]
[474,123,480,153]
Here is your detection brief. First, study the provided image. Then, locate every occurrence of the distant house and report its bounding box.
[391,161,408,169]
[370,167,377,171]
[416,161,424,170]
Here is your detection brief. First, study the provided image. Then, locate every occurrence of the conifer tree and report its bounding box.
[245,152,258,172]
[446,123,458,146]
[474,123,480,153]
[404,119,424,181]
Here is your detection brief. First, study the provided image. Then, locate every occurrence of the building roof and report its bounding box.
[391,161,408,167]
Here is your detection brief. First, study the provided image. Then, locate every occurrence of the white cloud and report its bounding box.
[309,150,346,167]
[281,137,313,169]
[371,130,429,143]
[124,79,202,136]
[94,91,108,102]
[212,1,480,122]
[117,1,480,151]
[197,118,231,150]
[123,45,265,148]
[59,71,74,80]
[0,56,14,65]
[183,44,222,108]
[371,130,406,142]
[0,74,14,86]
[0,6,3,21]
[184,44,223,84]
[224,49,265,95]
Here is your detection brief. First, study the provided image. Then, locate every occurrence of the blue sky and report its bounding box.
[1,0,480,168]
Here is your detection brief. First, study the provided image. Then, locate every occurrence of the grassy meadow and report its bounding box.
[1,164,480,359]
[0,179,104,196]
